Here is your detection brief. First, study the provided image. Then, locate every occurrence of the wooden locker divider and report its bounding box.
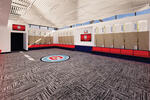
[124,32,138,50]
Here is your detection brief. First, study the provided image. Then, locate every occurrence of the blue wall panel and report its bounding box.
[75,45,92,52]
[137,8,150,16]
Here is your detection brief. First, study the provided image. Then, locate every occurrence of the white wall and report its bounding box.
[2,9,150,52]
[0,0,11,53]
[74,26,94,46]
[8,20,28,51]
[53,28,74,44]
[52,31,58,44]
[28,27,53,37]
[91,14,150,50]
[53,14,150,50]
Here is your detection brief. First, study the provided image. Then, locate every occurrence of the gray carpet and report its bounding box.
[0,48,150,100]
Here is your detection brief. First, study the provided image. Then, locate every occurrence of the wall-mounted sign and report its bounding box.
[12,24,25,31]
[81,34,91,41]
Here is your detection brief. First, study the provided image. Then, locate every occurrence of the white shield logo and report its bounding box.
[84,35,87,40]
[17,26,21,29]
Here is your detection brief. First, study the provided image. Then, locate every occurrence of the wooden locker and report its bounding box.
[68,36,71,44]
[60,37,62,44]
[70,36,74,45]
[64,36,67,44]
[63,36,67,44]
[104,34,114,48]
[65,36,68,44]
[34,36,40,44]
[95,34,105,47]
[40,36,45,44]
[124,32,138,50]
[62,36,65,44]
[114,33,125,49]
[68,36,72,45]
[44,37,47,44]
[45,37,49,44]
[28,36,35,45]
[58,37,62,44]
[138,31,149,51]
[50,37,53,44]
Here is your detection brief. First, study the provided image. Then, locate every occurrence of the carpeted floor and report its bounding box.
[0,48,150,100]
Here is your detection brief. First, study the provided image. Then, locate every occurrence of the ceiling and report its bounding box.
[9,0,150,28]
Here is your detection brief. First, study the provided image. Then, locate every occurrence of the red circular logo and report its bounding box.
[49,56,63,60]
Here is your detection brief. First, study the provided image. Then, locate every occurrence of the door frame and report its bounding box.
[11,32,28,51]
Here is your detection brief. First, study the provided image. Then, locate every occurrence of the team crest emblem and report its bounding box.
[17,26,21,29]
[41,55,70,62]
[84,35,87,39]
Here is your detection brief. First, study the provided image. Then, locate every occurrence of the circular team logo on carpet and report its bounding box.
[41,55,70,62]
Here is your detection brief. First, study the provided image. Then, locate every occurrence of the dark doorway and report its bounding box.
[11,33,24,51]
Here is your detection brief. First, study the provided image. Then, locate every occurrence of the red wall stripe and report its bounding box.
[28,44,75,49]
[133,50,150,58]
[110,48,121,54]
[28,45,150,58]
[120,49,134,56]
[92,47,110,53]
